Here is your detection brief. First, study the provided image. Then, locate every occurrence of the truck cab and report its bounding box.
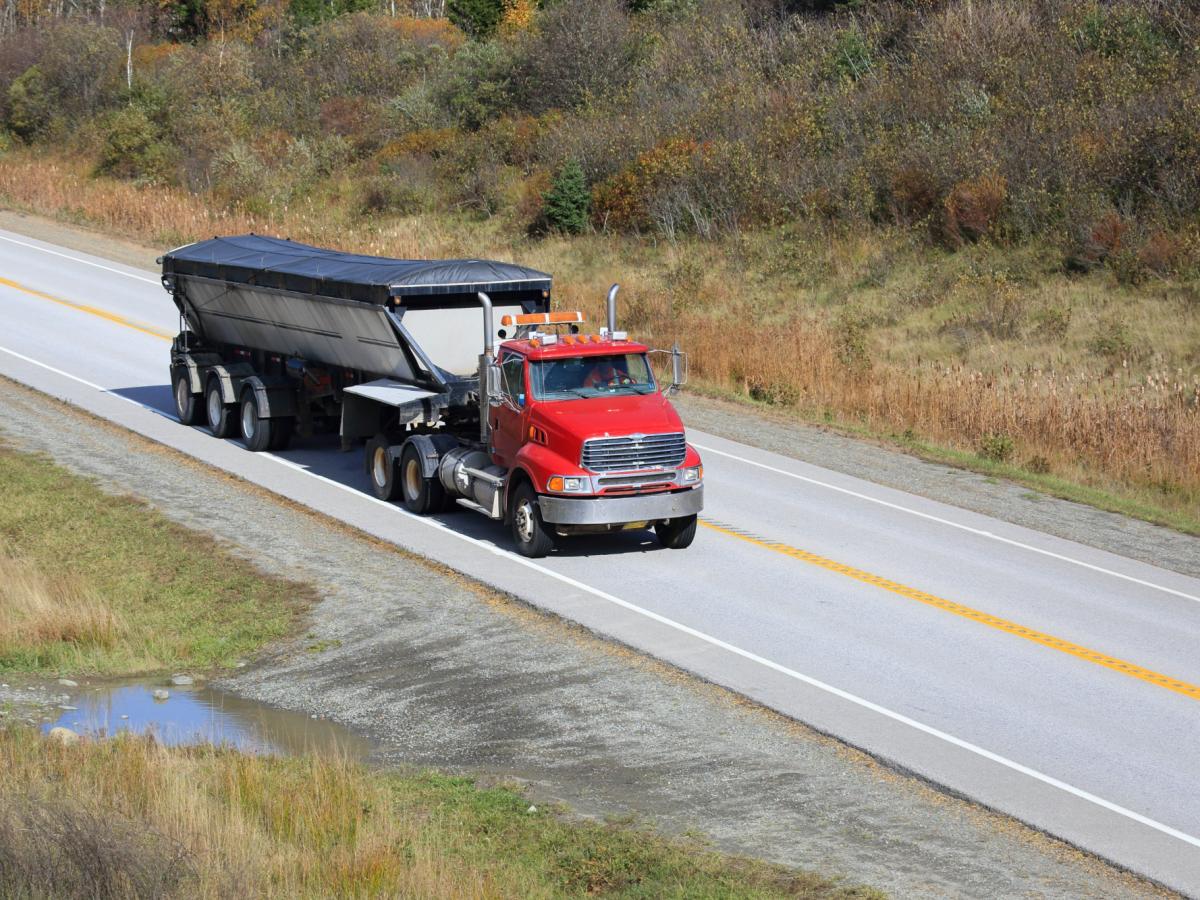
[483,313,703,556]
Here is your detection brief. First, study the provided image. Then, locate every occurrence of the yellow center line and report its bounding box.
[0,275,172,342]
[700,518,1200,703]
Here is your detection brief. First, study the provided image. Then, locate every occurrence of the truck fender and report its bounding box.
[501,466,536,523]
[241,375,298,419]
[171,350,223,395]
[209,362,255,405]
[395,433,460,479]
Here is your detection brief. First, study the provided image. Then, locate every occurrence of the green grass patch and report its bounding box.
[0,444,312,676]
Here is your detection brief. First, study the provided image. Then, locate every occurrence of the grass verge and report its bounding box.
[0,443,312,676]
[0,727,880,898]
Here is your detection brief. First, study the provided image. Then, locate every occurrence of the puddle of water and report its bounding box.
[42,679,373,759]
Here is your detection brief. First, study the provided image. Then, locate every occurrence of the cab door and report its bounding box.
[490,350,527,467]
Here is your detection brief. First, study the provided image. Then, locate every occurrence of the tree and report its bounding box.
[7,66,52,139]
[447,0,503,39]
[542,160,590,234]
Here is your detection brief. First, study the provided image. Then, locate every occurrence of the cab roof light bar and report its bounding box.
[501,311,585,327]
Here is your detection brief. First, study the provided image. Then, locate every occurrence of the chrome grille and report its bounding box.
[581,432,686,473]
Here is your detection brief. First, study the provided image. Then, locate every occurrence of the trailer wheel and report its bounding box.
[173,370,202,426]
[655,514,697,550]
[205,375,235,439]
[399,441,446,514]
[510,482,554,558]
[239,389,273,452]
[365,435,401,501]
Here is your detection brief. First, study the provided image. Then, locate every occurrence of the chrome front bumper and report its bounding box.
[538,486,703,525]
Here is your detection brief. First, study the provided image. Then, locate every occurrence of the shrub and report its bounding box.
[435,40,516,129]
[511,0,637,114]
[95,105,176,184]
[6,66,52,140]
[828,26,873,81]
[942,174,1007,246]
[979,433,1015,463]
[541,159,590,234]
[834,309,873,372]
[1089,315,1132,360]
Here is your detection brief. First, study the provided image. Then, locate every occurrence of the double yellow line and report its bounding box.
[700,519,1200,703]
[3,272,1196,704]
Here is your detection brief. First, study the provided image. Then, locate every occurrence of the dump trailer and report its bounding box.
[161,234,703,556]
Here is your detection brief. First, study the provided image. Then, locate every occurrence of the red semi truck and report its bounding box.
[161,235,703,556]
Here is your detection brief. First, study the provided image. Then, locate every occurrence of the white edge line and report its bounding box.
[693,442,1200,606]
[0,232,159,285]
[1,342,1198,853]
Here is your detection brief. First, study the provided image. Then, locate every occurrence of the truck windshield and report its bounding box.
[530,353,656,400]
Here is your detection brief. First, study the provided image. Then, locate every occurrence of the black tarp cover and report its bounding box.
[161,234,552,306]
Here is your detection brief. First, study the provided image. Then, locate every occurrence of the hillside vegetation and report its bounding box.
[0,0,1196,523]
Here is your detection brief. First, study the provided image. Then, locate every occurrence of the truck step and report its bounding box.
[455,497,503,520]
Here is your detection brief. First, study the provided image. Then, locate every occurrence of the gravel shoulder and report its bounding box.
[0,376,1171,898]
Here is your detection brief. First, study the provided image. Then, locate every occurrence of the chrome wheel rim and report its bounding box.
[241,399,256,439]
[403,457,421,498]
[175,378,189,417]
[374,447,389,488]
[207,388,222,429]
[514,499,535,544]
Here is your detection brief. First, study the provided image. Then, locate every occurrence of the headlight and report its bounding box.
[681,465,703,484]
[547,475,588,493]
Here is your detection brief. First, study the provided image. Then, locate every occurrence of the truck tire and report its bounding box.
[365,435,401,502]
[173,369,202,425]
[510,482,555,558]
[205,375,235,439]
[268,417,293,451]
[399,441,446,514]
[239,388,273,452]
[655,514,697,550]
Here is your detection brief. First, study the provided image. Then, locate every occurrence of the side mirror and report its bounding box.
[486,361,503,406]
[670,344,688,391]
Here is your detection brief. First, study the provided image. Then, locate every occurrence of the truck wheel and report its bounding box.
[399,441,446,514]
[655,514,697,550]
[239,389,273,452]
[268,417,293,451]
[205,376,235,438]
[173,370,202,425]
[510,482,555,558]
[365,435,401,502]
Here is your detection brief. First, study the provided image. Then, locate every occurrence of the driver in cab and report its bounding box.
[583,358,632,389]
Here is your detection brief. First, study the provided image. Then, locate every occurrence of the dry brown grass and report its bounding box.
[1,151,1196,522]
[0,727,869,898]
[0,553,123,657]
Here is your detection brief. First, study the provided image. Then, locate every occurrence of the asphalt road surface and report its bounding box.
[0,228,1197,894]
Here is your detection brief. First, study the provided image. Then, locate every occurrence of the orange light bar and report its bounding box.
[500,315,514,326]
[563,334,576,345]
[513,311,585,326]
[529,338,541,348]
[576,334,589,343]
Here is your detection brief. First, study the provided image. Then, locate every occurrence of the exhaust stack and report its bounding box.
[478,292,495,444]
[606,283,619,334]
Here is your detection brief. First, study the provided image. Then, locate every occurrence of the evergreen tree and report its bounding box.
[542,160,590,235]
[447,0,505,39]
